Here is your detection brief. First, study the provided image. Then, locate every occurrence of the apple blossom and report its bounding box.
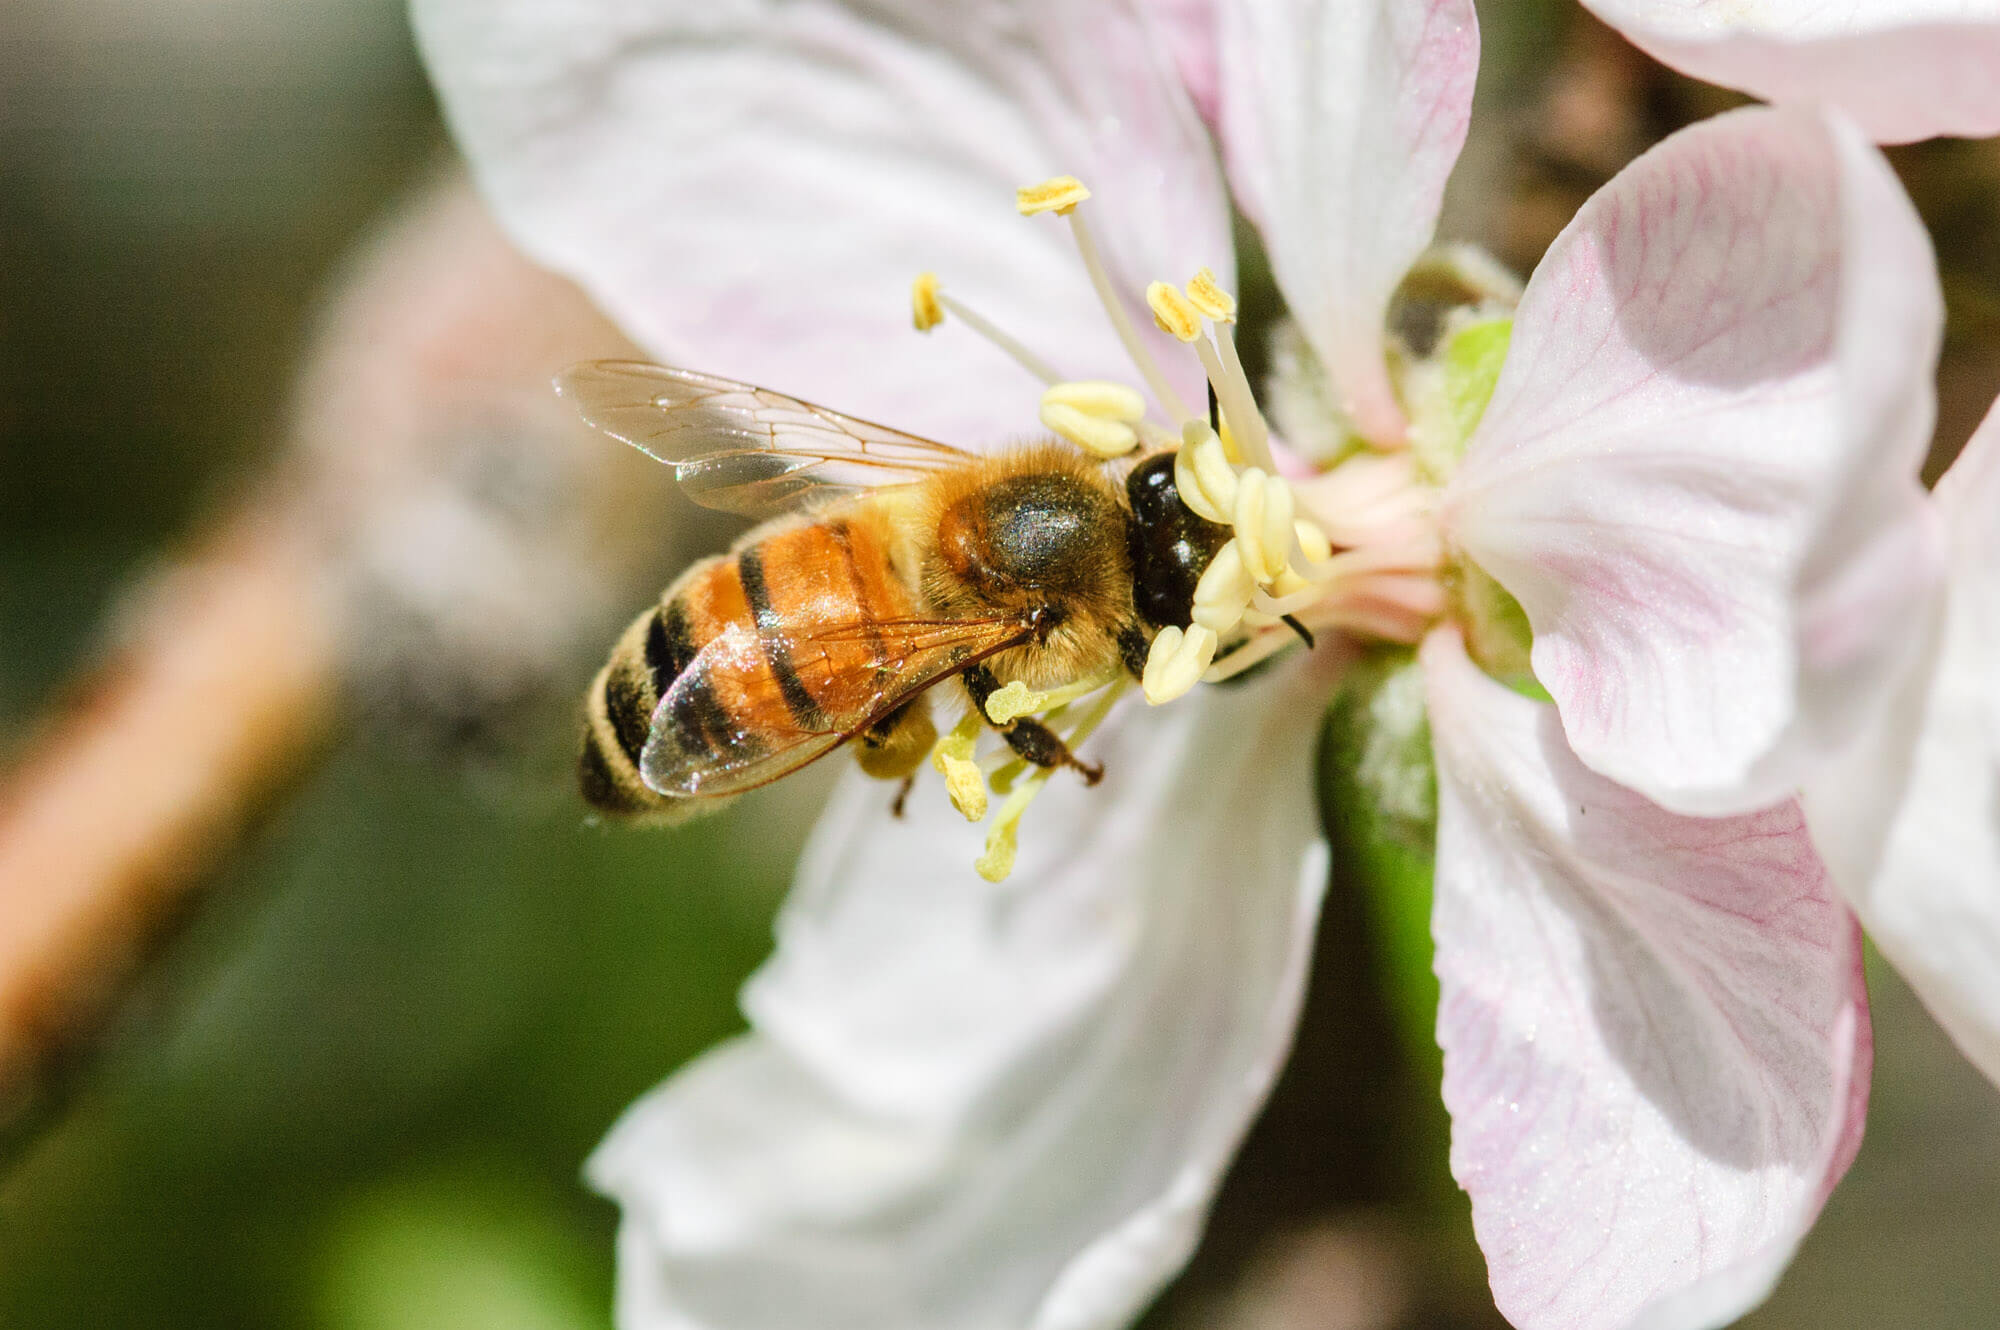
[1805,396,2000,1087]
[414,2,1958,1329]
[1579,0,2000,144]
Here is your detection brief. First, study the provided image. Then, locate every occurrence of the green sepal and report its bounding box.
[1316,649,1440,1090]
[1440,316,1511,451]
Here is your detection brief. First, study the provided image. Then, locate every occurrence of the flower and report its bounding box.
[415,2,1960,1328]
[1805,394,2000,1086]
[1577,0,2000,144]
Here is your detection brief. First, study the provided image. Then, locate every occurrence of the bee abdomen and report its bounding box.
[581,558,724,817]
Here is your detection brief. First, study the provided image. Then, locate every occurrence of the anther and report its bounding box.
[929,713,988,821]
[1039,380,1146,459]
[972,680,1126,878]
[1295,518,1333,565]
[1173,421,1239,525]
[1016,175,1091,216]
[1142,623,1219,704]
[1185,268,1236,322]
[1232,470,1298,586]
[1146,281,1203,343]
[911,272,944,331]
[983,674,1113,724]
[1190,539,1255,634]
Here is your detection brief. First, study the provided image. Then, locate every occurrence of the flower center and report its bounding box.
[910,175,1517,878]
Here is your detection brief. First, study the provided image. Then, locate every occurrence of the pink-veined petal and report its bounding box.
[1445,106,1944,818]
[1215,0,1478,447]
[1807,399,2000,1087]
[588,659,1335,1330]
[1581,0,2000,145]
[411,0,1229,444]
[1421,628,1870,1330]
[1142,0,1220,128]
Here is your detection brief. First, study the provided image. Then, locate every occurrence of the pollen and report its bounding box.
[1039,380,1146,459]
[911,271,944,331]
[1185,268,1236,322]
[1016,175,1091,216]
[930,712,988,821]
[1146,281,1203,343]
[984,674,1115,725]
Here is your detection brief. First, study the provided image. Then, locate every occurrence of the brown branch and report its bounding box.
[0,507,338,1127]
[0,170,656,1145]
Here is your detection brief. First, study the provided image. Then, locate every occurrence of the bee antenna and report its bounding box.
[1280,614,1316,649]
[1206,380,1220,433]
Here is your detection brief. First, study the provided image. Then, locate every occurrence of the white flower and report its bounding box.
[1806,394,2000,1085]
[1579,0,2000,144]
[414,3,1966,1329]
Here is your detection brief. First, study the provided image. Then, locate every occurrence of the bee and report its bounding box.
[563,361,1231,821]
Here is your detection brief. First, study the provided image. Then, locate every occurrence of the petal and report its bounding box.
[1446,106,1945,818]
[1806,400,2000,1086]
[1141,0,1221,129]
[588,659,1334,1330]
[1580,0,2000,145]
[412,0,1229,444]
[1215,0,1478,447]
[1420,628,1870,1330]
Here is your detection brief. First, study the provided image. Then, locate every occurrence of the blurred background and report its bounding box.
[1,2,1997,1327]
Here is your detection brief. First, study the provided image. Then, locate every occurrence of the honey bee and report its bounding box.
[563,362,1231,821]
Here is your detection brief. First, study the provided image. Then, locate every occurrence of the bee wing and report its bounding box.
[640,613,1035,799]
[558,360,975,517]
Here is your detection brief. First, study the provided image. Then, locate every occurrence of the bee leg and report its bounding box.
[856,699,937,783]
[960,660,1104,784]
[890,773,917,819]
[1001,719,1104,785]
[963,664,1104,784]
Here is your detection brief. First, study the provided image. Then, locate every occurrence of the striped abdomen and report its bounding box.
[580,514,917,818]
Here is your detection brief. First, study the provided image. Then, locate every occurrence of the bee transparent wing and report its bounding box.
[640,613,1035,799]
[558,360,975,517]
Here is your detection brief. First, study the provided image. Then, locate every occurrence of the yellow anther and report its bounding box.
[1016,175,1091,216]
[983,680,1043,725]
[1042,405,1136,458]
[1232,470,1298,585]
[973,770,1053,882]
[1146,281,1203,343]
[1173,421,1239,525]
[983,675,1109,725]
[1041,378,1145,461]
[1295,518,1333,566]
[929,713,988,821]
[911,271,944,331]
[1191,539,1255,634]
[1216,415,1244,466]
[1269,568,1313,598]
[1142,623,1220,704]
[1042,379,1147,421]
[1185,267,1237,322]
[975,823,1020,882]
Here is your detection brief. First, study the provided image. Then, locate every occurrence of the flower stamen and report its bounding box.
[909,273,1062,386]
[973,680,1126,881]
[929,711,989,822]
[1015,175,1092,217]
[1040,190,1195,424]
[1038,381,1146,459]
